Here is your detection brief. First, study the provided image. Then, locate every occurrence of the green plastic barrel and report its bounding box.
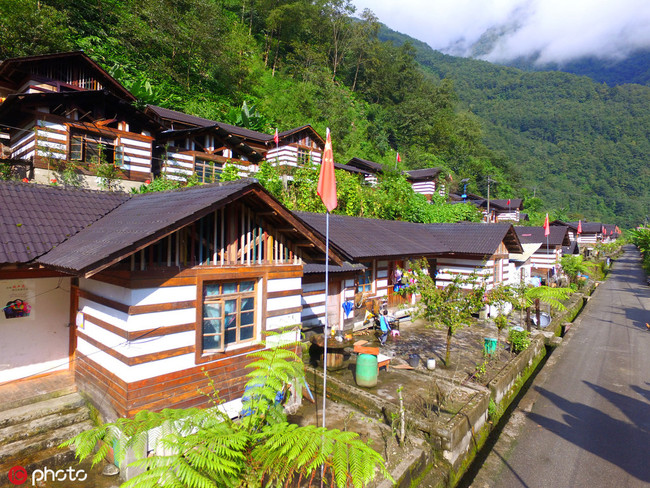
[484,337,497,355]
[356,353,378,387]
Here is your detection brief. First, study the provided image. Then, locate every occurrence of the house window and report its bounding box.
[357,262,373,293]
[297,147,310,166]
[202,280,257,353]
[195,159,222,183]
[70,133,120,167]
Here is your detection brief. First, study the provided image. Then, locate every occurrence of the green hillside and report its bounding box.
[380,26,650,227]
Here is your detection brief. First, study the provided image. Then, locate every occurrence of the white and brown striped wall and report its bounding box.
[74,264,303,421]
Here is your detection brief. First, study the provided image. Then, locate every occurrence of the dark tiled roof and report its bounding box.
[0,51,136,102]
[553,220,603,234]
[303,262,366,274]
[346,158,384,174]
[334,163,368,175]
[405,168,442,181]
[0,182,128,265]
[294,212,449,260]
[563,241,580,255]
[146,105,217,128]
[426,223,523,255]
[38,180,257,275]
[147,105,323,146]
[485,199,523,211]
[515,226,570,247]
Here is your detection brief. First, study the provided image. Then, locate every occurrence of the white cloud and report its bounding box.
[351,0,650,64]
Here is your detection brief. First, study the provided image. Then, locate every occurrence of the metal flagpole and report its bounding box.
[322,210,330,434]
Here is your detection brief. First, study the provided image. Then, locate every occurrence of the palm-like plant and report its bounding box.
[62,337,391,488]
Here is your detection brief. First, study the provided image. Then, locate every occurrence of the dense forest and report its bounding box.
[1,0,648,227]
[381,27,650,228]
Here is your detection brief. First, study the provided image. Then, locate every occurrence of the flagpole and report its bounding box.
[322,210,330,434]
[317,127,337,487]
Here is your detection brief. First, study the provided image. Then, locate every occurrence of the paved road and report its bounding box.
[469,245,650,488]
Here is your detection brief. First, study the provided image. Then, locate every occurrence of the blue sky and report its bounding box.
[351,0,650,65]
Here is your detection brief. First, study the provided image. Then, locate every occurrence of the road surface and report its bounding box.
[468,245,650,488]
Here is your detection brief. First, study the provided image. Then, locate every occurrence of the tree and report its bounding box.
[403,260,486,366]
[510,282,571,329]
[560,254,593,285]
[63,339,391,488]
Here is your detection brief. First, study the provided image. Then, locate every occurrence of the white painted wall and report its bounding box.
[0,277,71,383]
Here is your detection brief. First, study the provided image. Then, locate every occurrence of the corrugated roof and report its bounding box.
[515,226,570,247]
[38,180,256,275]
[0,182,129,265]
[294,212,449,260]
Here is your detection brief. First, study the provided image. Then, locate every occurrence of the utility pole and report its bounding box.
[486,177,496,223]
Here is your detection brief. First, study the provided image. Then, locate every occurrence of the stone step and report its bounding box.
[0,408,90,445]
[0,445,77,488]
[0,383,77,413]
[0,393,87,430]
[0,420,94,469]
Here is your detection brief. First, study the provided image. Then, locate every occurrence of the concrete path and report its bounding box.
[467,245,650,488]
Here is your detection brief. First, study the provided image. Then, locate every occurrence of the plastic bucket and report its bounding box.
[407,353,420,368]
[484,338,497,355]
[356,354,378,387]
[427,358,436,370]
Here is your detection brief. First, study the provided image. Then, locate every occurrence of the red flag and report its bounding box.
[317,128,337,212]
[601,224,606,235]
[273,128,279,146]
[507,199,511,206]
[615,226,620,234]
[577,220,582,235]
[543,213,550,236]
[396,152,401,163]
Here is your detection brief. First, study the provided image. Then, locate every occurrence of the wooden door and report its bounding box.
[326,280,341,330]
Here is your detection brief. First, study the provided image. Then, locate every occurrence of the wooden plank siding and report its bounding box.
[10,114,154,183]
[436,253,510,290]
[74,208,306,419]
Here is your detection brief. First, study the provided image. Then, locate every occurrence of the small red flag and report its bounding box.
[273,128,279,146]
[396,152,401,163]
[543,213,550,236]
[507,199,511,206]
[615,226,620,234]
[317,128,337,212]
[577,220,582,235]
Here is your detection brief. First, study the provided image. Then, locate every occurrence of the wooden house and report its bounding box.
[342,157,447,198]
[145,105,324,181]
[427,223,522,290]
[293,212,448,331]
[507,243,543,286]
[515,226,571,284]
[0,52,160,190]
[0,179,340,421]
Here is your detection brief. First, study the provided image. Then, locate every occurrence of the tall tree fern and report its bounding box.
[62,336,391,488]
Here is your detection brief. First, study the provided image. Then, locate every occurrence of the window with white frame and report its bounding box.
[202,280,257,353]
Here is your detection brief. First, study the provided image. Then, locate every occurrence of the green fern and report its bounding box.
[61,338,391,488]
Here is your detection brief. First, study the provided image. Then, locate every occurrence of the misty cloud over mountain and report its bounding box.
[353,0,650,66]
